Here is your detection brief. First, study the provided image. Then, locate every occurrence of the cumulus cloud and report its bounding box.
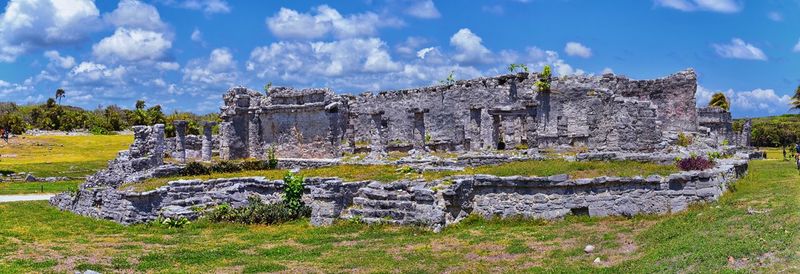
[93,28,172,62]
[712,38,767,61]
[450,28,493,64]
[602,67,614,74]
[266,5,403,40]
[405,0,440,19]
[0,0,101,62]
[395,36,428,55]
[104,0,167,31]
[247,38,401,84]
[564,42,592,58]
[0,79,32,98]
[182,48,238,86]
[69,61,127,84]
[697,85,792,114]
[43,50,75,69]
[654,0,741,13]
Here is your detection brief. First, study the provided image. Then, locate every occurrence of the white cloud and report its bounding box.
[450,28,493,64]
[697,85,792,114]
[43,50,75,69]
[416,47,436,59]
[793,39,800,53]
[93,28,172,62]
[564,42,592,58]
[266,5,403,40]
[406,0,440,19]
[182,48,238,86]
[0,0,101,62]
[104,0,166,31]
[0,79,32,98]
[767,11,783,22]
[602,67,614,74]
[247,38,400,82]
[712,38,767,61]
[156,61,180,70]
[654,0,741,13]
[69,61,127,84]
[191,28,203,42]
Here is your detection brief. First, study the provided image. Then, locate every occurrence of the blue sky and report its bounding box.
[0,0,798,117]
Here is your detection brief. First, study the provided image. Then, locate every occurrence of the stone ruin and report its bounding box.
[51,69,762,229]
[218,69,746,160]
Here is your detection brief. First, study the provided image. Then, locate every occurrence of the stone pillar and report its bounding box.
[201,121,216,162]
[153,124,165,165]
[469,108,482,151]
[741,119,752,147]
[247,114,263,159]
[173,120,188,164]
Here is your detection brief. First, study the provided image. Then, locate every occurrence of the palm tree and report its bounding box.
[708,92,729,111]
[135,100,146,110]
[55,88,65,105]
[791,85,800,111]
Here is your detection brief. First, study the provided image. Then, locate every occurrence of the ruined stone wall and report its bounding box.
[51,159,748,228]
[219,69,699,160]
[697,107,734,145]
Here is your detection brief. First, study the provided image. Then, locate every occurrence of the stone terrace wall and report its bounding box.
[51,159,748,228]
[219,69,699,160]
[697,107,733,144]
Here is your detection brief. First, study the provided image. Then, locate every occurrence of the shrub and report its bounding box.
[283,172,305,215]
[677,132,692,147]
[267,146,278,169]
[534,65,552,92]
[153,216,191,228]
[205,196,310,225]
[181,162,211,176]
[721,139,729,146]
[211,160,242,173]
[239,160,270,171]
[675,155,714,171]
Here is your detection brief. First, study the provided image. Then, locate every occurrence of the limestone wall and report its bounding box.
[51,159,748,228]
[219,69,700,160]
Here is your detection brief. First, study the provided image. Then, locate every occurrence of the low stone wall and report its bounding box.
[51,159,748,229]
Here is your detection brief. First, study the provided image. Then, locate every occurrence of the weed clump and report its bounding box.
[675,155,714,171]
[205,172,310,225]
[181,162,210,176]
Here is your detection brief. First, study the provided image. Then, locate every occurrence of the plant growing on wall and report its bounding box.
[440,71,456,85]
[708,92,730,111]
[507,63,529,74]
[534,65,552,92]
[263,82,272,94]
[283,171,305,215]
[677,132,692,147]
[267,146,278,169]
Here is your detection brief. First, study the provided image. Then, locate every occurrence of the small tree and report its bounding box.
[55,88,65,105]
[440,71,456,85]
[263,82,272,94]
[135,100,146,110]
[791,85,800,111]
[708,92,730,111]
[283,172,305,215]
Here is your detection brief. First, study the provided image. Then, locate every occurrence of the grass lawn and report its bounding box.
[126,160,678,192]
[0,180,82,195]
[1,157,797,272]
[0,135,133,178]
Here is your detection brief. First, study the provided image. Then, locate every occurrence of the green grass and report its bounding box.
[0,157,796,272]
[0,180,81,195]
[127,160,677,192]
[0,135,133,178]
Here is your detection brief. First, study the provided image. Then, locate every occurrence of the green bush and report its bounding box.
[205,196,310,225]
[210,161,242,173]
[677,132,692,147]
[152,216,191,228]
[534,65,552,92]
[239,160,270,171]
[181,162,211,176]
[267,147,278,169]
[283,172,305,215]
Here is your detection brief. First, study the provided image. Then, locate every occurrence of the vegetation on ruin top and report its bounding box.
[1,154,796,272]
[126,160,678,193]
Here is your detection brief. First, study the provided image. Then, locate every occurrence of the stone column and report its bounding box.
[153,124,165,165]
[173,120,188,164]
[201,121,216,162]
[247,114,263,159]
